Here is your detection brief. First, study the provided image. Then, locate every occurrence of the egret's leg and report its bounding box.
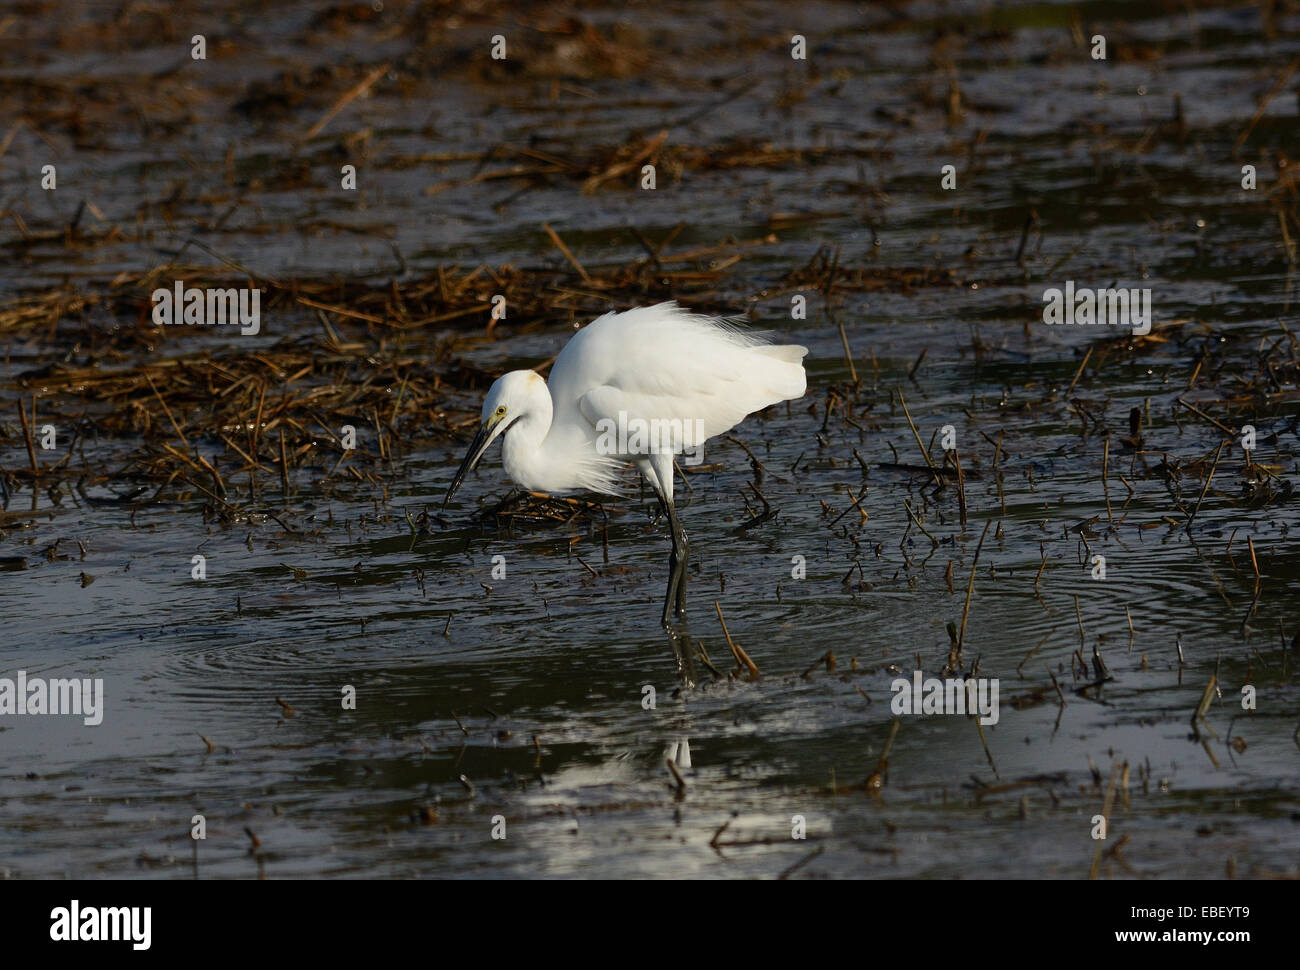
[667,505,689,618]
[660,500,691,625]
[657,492,675,627]
[666,626,698,688]
[661,563,675,627]
[661,528,681,628]
[642,455,688,628]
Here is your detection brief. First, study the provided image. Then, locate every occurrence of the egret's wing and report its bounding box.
[557,302,806,457]
[579,379,746,453]
[580,359,800,452]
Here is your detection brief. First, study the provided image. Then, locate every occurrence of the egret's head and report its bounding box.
[444,370,541,507]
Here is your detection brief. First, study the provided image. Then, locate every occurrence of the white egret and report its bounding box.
[443,301,807,625]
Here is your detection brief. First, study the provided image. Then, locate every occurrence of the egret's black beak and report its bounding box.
[443,417,500,508]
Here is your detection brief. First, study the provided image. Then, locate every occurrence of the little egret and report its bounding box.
[443,302,808,625]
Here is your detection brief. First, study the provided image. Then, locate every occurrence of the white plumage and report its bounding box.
[444,301,808,626]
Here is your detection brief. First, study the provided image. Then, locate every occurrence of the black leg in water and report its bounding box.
[670,506,689,618]
[660,499,690,627]
[666,628,698,689]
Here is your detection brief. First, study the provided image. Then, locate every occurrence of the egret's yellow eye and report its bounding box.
[495,405,506,417]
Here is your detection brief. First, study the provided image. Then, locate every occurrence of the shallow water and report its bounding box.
[1,0,1298,878]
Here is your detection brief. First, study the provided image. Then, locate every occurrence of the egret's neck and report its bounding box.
[500,380,560,491]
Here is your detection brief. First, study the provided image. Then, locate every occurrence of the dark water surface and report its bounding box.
[1,0,1298,878]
